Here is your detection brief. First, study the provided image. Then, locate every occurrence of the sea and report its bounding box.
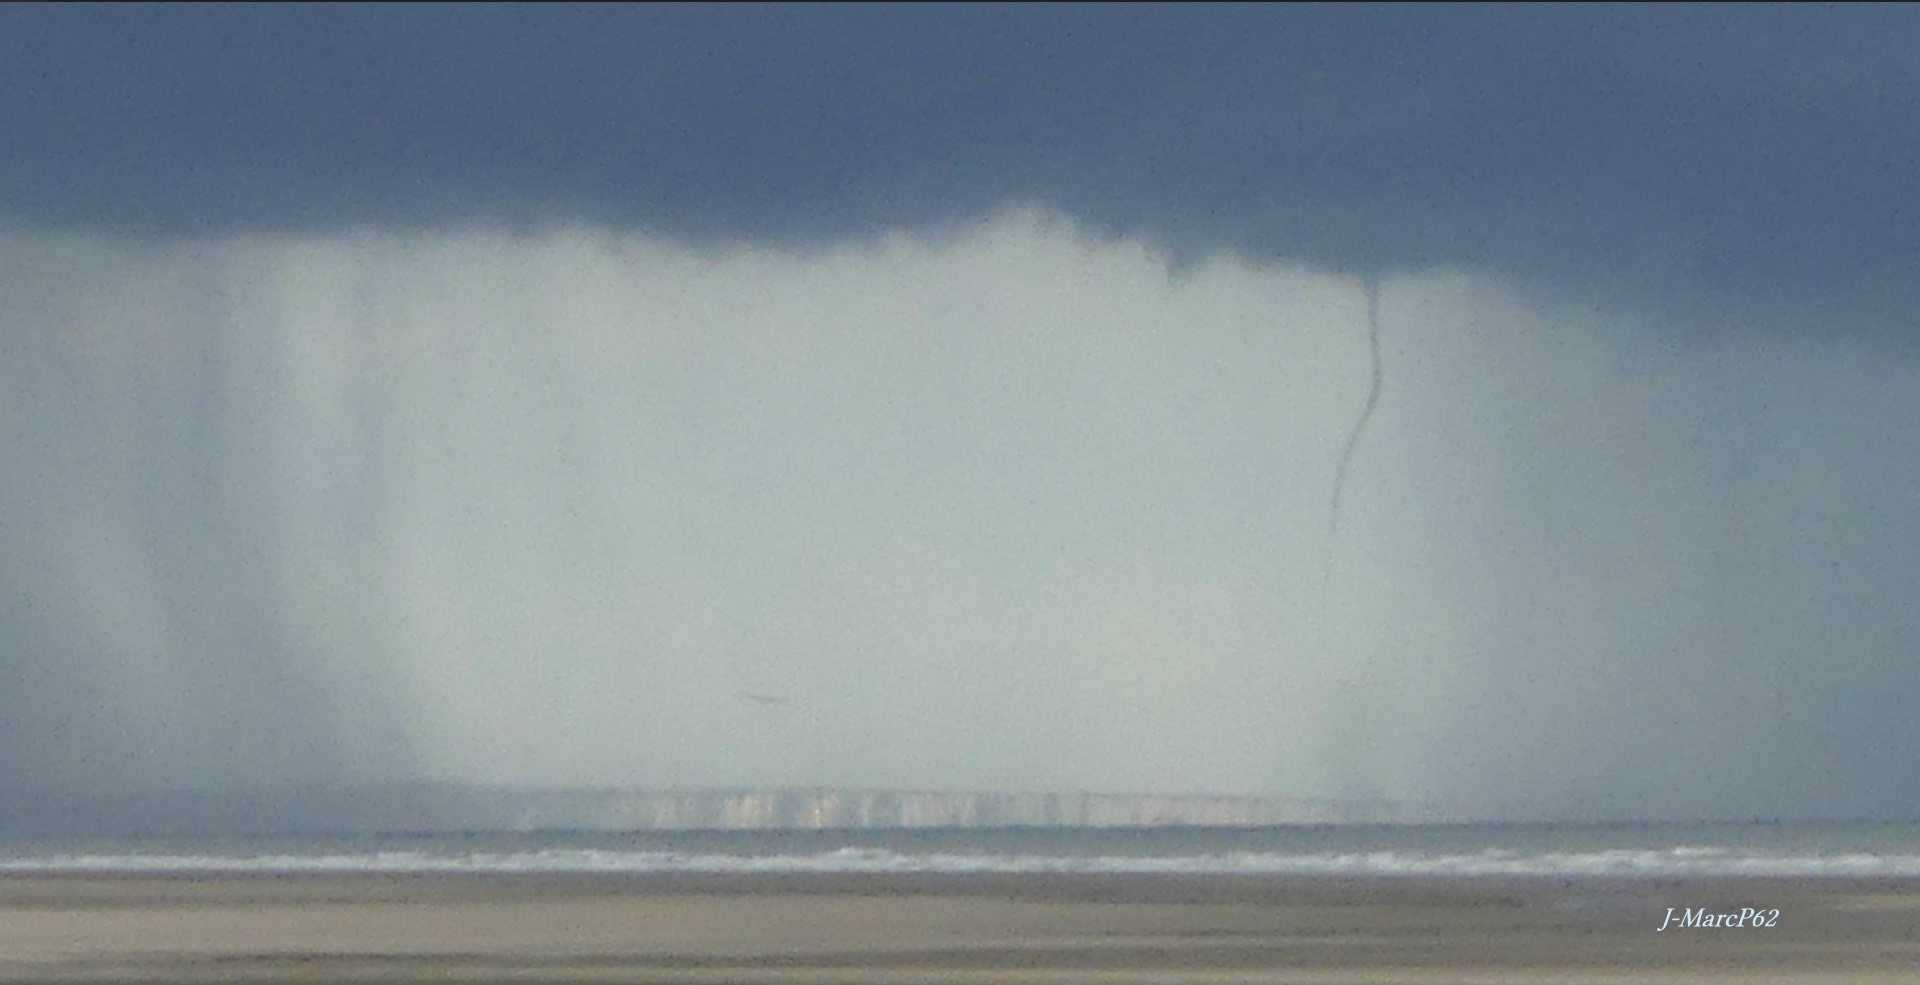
[2,822,1917,879]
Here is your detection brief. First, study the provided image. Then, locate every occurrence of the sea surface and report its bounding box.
[2,822,1917,879]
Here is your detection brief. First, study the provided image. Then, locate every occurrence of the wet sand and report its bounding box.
[0,871,1914,983]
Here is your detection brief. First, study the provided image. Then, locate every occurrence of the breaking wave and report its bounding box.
[6,844,1919,878]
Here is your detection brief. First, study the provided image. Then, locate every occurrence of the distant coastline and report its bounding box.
[0,784,1429,835]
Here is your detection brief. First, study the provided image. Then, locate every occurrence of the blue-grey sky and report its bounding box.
[2,4,1918,822]
[7,4,1920,315]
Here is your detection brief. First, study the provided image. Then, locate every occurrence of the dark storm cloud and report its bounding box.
[6,4,1920,319]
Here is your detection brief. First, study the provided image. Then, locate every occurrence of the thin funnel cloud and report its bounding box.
[1324,274,1384,595]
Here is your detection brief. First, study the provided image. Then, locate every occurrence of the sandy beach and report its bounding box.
[0,871,1913,983]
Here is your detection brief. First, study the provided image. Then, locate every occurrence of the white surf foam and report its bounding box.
[4,846,1919,878]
